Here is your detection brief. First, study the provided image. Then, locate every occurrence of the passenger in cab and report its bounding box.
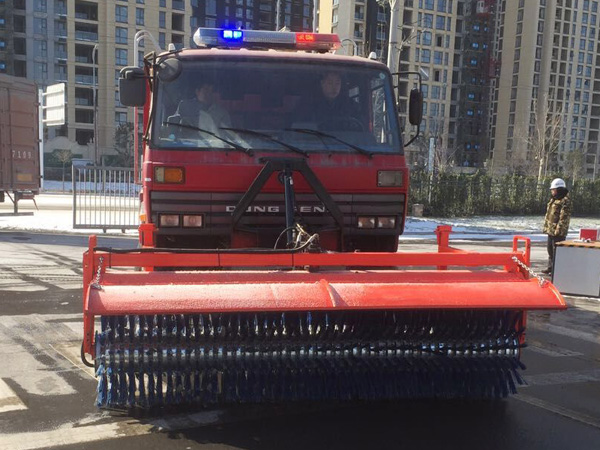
[174,79,231,135]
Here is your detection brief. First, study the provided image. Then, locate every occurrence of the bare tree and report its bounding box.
[54,149,73,192]
[516,95,564,182]
[564,146,586,183]
[113,122,135,167]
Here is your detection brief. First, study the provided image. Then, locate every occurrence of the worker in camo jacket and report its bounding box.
[542,178,572,274]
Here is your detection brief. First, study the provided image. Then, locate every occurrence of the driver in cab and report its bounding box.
[296,71,361,130]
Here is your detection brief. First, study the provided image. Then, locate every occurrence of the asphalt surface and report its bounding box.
[0,231,599,450]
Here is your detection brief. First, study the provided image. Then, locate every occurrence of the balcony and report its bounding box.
[75,55,92,64]
[56,52,68,60]
[75,74,93,85]
[75,97,92,106]
[172,0,185,10]
[75,31,98,42]
[75,2,98,21]
[75,12,97,21]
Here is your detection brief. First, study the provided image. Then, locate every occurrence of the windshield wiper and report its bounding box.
[162,121,254,156]
[287,128,373,159]
[221,127,309,158]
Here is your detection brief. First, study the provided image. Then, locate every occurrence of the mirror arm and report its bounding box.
[404,124,420,147]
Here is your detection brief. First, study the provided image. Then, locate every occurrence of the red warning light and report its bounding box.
[296,33,316,42]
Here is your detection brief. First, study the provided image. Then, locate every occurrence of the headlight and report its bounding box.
[183,215,204,228]
[377,170,403,187]
[155,166,185,183]
[159,214,180,227]
[357,216,376,229]
[377,216,396,229]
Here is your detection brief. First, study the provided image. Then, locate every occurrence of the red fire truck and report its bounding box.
[120,28,420,252]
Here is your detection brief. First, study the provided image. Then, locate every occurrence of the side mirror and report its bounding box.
[119,67,146,107]
[408,88,423,126]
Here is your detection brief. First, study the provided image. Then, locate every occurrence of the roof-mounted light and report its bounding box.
[193,28,341,52]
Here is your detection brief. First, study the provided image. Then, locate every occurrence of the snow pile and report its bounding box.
[1,193,594,241]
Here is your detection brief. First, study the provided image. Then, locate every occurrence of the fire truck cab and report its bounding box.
[120,28,416,252]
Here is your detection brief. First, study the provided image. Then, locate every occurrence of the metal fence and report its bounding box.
[72,166,140,231]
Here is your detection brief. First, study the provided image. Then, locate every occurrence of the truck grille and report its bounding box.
[151,191,405,233]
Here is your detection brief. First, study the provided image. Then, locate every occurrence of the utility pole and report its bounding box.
[385,0,400,73]
[92,44,99,165]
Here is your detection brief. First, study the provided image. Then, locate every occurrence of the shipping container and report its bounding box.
[0,74,40,207]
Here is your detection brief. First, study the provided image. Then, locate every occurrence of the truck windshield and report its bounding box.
[153,59,402,154]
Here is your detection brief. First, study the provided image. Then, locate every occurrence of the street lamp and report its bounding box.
[92,44,99,165]
[379,0,400,73]
[340,38,358,56]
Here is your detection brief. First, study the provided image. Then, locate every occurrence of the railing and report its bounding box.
[72,166,140,231]
[75,74,93,84]
[75,97,92,106]
[75,31,98,41]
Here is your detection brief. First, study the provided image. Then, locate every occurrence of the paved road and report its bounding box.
[0,231,599,450]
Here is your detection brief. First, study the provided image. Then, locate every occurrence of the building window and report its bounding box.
[159,32,166,48]
[421,49,431,63]
[436,16,445,29]
[423,14,433,28]
[136,8,145,26]
[116,27,128,45]
[35,62,48,80]
[116,48,128,66]
[422,31,432,45]
[34,18,47,35]
[159,11,166,28]
[115,112,128,126]
[35,0,47,12]
[35,40,47,58]
[116,6,128,23]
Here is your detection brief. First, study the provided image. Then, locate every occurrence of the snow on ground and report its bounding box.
[0,190,597,241]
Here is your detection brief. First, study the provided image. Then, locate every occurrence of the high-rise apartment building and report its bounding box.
[490,0,600,178]
[320,0,486,168]
[192,0,313,32]
[0,1,314,169]
[0,0,192,165]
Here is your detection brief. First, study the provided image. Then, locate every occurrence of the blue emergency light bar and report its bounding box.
[193,28,341,52]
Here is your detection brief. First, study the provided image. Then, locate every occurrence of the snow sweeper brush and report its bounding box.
[82,228,566,408]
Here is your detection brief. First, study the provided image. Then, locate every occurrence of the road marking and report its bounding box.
[0,410,223,450]
[529,321,600,345]
[523,368,600,387]
[0,378,27,413]
[527,340,583,357]
[514,394,600,431]
[50,343,96,378]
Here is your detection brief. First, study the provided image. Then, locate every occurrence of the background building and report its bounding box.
[0,0,192,168]
[0,0,314,173]
[490,0,600,178]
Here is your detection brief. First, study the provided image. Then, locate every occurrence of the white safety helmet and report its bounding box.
[550,178,566,189]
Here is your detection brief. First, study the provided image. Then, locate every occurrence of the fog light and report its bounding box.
[183,215,204,227]
[377,216,396,229]
[357,216,376,229]
[159,214,180,227]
